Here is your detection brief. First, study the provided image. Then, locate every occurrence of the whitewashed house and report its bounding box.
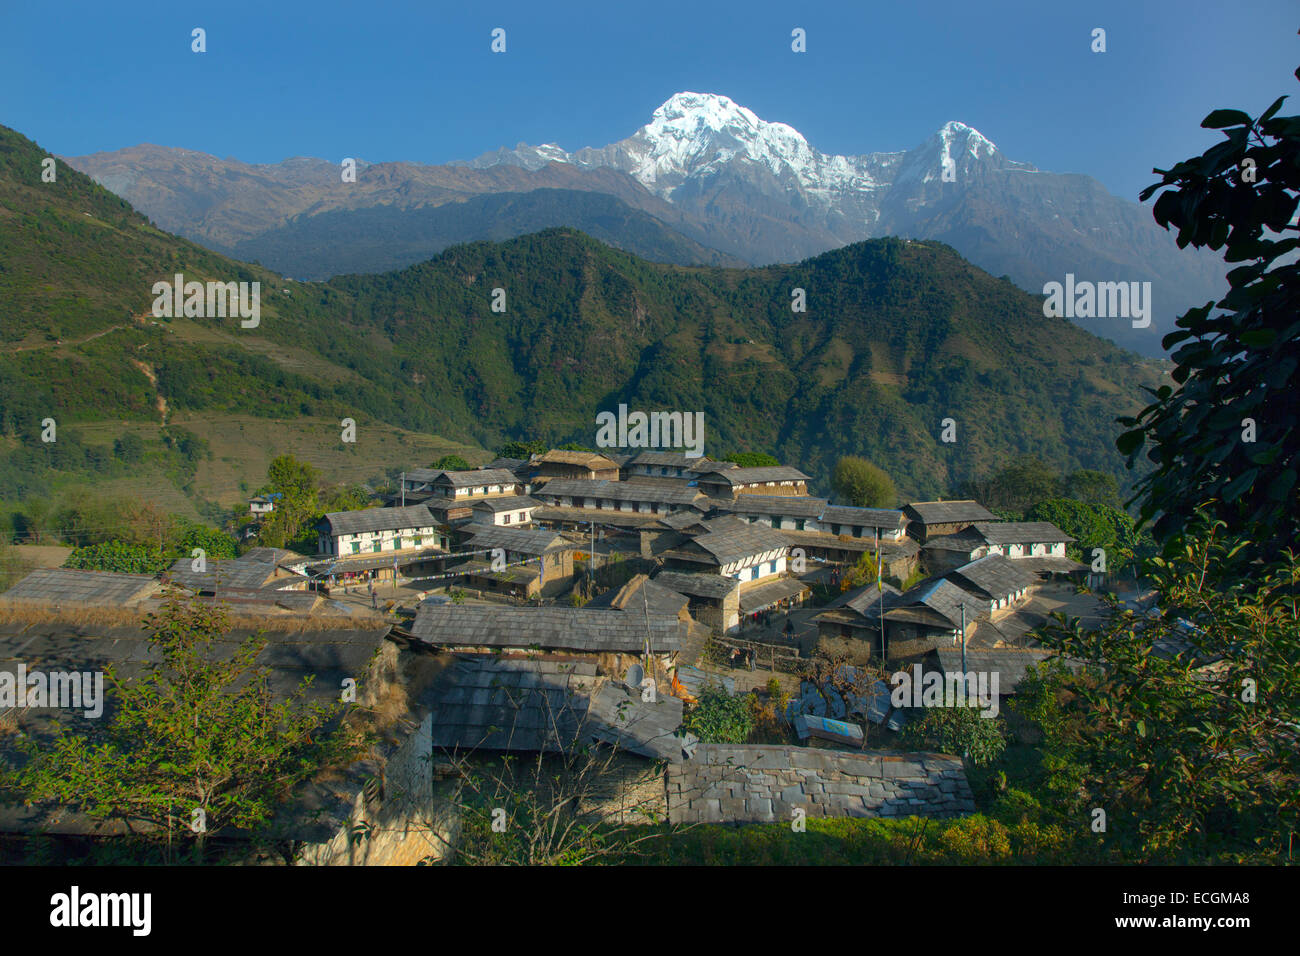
[317,505,445,557]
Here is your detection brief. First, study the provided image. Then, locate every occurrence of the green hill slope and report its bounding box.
[0,124,1164,504]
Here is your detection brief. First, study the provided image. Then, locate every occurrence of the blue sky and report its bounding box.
[2,0,1296,201]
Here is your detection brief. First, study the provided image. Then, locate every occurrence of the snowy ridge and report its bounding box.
[454,92,1007,205]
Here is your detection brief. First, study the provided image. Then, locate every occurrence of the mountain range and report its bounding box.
[65,92,1227,357]
[2,122,1164,510]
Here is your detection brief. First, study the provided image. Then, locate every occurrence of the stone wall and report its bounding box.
[667,744,975,824]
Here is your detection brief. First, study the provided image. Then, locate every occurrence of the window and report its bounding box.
[504,514,512,524]
[351,542,361,555]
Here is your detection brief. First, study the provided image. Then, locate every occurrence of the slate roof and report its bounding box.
[536,450,620,469]
[688,460,737,474]
[1014,555,1089,573]
[436,468,520,489]
[585,574,690,618]
[695,466,810,487]
[425,658,684,757]
[935,647,1055,694]
[738,576,810,613]
[629,451,706,468]
[821,506,908,530]
[404,468,445,484]
[904,500,997,524]
[658,510,707,531]
[946,554,1038,600]
[320,504,437,536]
[653,571,741,601]
[715,496,829,519]
[462,523,569,555]
[533,478,702,508]
[165,551,292,592]
[586,681,685,760]
[970,521,1076,545]
[406,605,684,653]
[485,457,527,473]
[676,521,789,566]
[889,578,988,629]
[427,657,598,753]
[0,569,160,608]
[470,495,539,513]
[823,581,901,617]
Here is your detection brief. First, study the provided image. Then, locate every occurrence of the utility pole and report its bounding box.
[959,603,969,674]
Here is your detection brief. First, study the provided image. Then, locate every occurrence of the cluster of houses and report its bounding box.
[0,447,1087,861]
[300,449,1082,657]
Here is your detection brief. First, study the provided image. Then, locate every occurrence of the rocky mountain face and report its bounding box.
[67,92,1227,355]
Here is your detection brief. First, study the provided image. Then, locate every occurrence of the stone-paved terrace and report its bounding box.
[667,744,975,824]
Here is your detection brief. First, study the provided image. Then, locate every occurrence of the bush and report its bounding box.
[63,540,168,574]
[683,687,756,743]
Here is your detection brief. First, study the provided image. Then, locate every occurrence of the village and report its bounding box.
[0,447,1113,863]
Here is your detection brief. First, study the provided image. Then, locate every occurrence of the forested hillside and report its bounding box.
[0,124,1165,504]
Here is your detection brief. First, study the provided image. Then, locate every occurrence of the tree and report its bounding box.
[985,456,1060,515]
[1063,469,1122,508]
[171,522,238,562]
[1025,498,1151,574]
[7,599,355,862]
[1030,516,1300,862]
[432,454,470,471]
[899,702,1007,767]
[1119,74,1300,554]
[261,455,321,548]
[498,440,546,460]
[63,540,168,574]
[723,451,779,468]
[831,456,897,508]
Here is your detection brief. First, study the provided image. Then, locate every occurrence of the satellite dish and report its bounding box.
[624,663,644,688]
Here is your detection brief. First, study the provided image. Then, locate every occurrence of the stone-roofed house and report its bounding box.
[531,450,621,485]
[585,574,691,622]
[454,523,575,599]
[660,516,791,584]
[923,521,1077,574]
[903,500,997,543]
[652,571,743,633]
[814,582,902,654]
[165,547,305,593]
[317,505,445,558]
[532,478,703,516]
[820,506,909,542]
[881,578,990,660]
[469,495,539,528]
[694,466,810,499]
[944,554,1037,614]
[428,468,524,502]
[626,451,708,480]
[713,495,829,531]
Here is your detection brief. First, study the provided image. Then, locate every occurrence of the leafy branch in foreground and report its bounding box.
[1120,71,1300,555]
[5,597,358,862]
[1028,513,1300,863]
